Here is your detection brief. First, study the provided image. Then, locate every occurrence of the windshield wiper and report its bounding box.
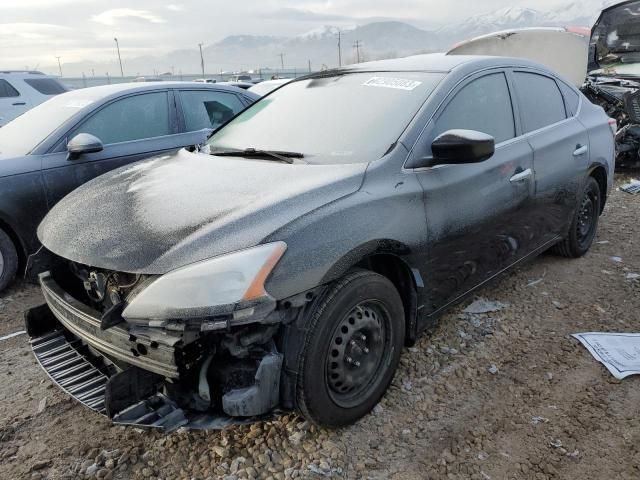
[212,147,304,164]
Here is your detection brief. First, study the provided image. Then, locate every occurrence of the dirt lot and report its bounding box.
[0,175,639,480]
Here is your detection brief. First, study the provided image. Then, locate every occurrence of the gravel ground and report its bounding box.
[0,175,639,480]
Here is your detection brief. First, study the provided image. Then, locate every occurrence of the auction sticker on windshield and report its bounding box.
[363,77,422,91]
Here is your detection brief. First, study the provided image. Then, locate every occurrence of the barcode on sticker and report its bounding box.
[363,77,422,90]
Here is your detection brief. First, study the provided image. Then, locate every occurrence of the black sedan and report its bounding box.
[0,82,258,291]
[29,54,614,429]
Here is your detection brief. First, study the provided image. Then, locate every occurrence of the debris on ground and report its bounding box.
[573,332,640,379]
[463,298,507,314]
[0,330,26,342]
[620,180,640,194]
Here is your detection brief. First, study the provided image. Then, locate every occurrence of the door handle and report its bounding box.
[510,168,532,183]
[12,102,26,106]
[573,144,588,156]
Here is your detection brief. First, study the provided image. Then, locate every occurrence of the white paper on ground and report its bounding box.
[572,332,640,380]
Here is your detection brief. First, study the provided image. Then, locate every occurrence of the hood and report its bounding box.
[38,149,366,274]
[590,1,640,75]
[447,27,590,87]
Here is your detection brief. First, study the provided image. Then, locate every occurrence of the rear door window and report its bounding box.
[434,72,515,144]
[71,92,170,145]
[514,72,567,132]
[179,90,245,131]
[24,78,67,95]
[0,79,20,97]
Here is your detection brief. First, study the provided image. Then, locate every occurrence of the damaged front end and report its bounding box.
[586,0,640,169]
[25,242,307,431]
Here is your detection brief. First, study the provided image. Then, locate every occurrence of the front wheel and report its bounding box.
[0,229,18,292]
[552,177,601,258]
[294,270,405,427]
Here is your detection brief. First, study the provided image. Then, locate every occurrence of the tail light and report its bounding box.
[608,118,617,136]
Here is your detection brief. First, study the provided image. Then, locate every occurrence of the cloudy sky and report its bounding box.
[0,0,606,74]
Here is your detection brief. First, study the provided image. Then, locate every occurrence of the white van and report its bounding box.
[0,71,68,126]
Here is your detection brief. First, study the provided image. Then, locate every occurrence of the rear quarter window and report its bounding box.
[0,79,20,98]
[24,78,67,95]
[514,72,567,132]
[558,81,580,116]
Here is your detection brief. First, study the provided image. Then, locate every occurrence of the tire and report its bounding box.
[0,229,18,292]
[294,270,405,427]
[552,177,601,258]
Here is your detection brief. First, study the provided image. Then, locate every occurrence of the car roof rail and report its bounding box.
[0,70,45,75]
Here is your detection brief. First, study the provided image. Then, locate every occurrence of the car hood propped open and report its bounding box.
[447,27,590,87]
[589,0,640,77]
[38,149,366,274]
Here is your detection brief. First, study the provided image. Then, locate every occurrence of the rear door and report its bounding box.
[410,70,537,314]
[510,70,588,242]
[176,88,252,141]
[0,78,31,125]
[41,90,186,207]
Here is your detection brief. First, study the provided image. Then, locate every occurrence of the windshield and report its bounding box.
[208,72,444,164]
[0,91,96,156]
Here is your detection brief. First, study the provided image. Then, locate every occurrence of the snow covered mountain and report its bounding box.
[54,2,622,76]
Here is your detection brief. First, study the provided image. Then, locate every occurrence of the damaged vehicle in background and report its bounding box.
[583,0,640,168]
[27,54,614,430]
[447,0,640,169]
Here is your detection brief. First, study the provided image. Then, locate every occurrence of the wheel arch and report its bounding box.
[320,240,420,346]
[588,164,608,214]
[0,215,27,273]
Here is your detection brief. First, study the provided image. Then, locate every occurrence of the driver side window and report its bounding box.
[435,73,515,144]
[70,91,170,146]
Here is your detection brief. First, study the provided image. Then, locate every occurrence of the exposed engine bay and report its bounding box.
[582,76,640,169]
[584,0,640,169]
[25,261,316,431]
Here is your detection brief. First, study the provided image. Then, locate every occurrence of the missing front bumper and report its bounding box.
[26,285,285,431]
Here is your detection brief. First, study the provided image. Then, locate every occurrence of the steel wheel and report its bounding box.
[576,190,597,250]
[325,301,391,408]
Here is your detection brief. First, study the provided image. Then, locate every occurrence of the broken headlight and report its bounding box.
[121,242,286,322]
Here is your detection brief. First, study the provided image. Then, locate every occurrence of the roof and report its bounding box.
[339,53,483,73]
[56,81,258,102]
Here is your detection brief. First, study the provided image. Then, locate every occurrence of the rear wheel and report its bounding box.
[552,177,601,258]
[0,229,18,292]
[294,270,405,427]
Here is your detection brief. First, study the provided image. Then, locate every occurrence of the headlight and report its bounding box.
[122,242,286,321]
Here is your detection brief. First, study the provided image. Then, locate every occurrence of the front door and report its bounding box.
[410,71,537,316]
[41,90,189,207]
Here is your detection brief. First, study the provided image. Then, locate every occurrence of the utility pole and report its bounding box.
[55,56,62,77]
[353,40,362,64]
[198,43,205,76]
[114,37,124,77]
[337,30,342,67]
[106,72,111,84]
[308,59,312,73]
[278,53,285,71]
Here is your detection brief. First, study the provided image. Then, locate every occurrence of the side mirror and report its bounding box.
[431,129,495,167]
[67,133,104,160]
[407,129,495,169]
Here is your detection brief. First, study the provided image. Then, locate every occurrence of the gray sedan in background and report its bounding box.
[0,82,258,291]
